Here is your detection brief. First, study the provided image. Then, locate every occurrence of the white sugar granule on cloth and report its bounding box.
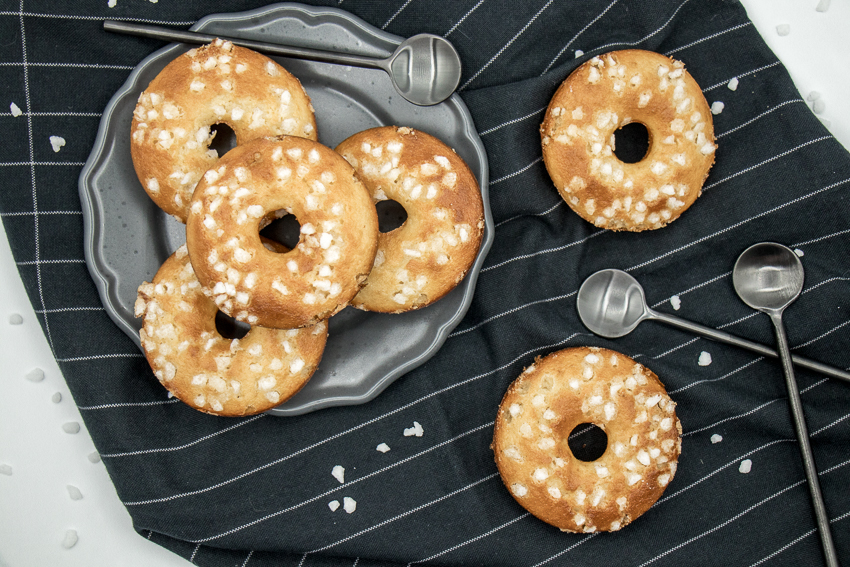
[49,136,65,153]
[816,0,831,12]
[107,0,117,6]
[670,295,681,310]
[794,249,805,257]
[776,24,790,36]
[403,421,424,437]
[711,434,723,444]
[66,485,83,500]
[698,352,713,366]
[10,102,22,117]
[9,313,23,324]
[62,529,78,549]
[25,368,45,382]
[87,452,101,464]
[343,497,357,513]
[727,77,738,91]
[331,465,345,484]
[711,101,725,115]
[739,459,752,474]
[62,422,80,434]
[376,443,391,453]
[52,392,62,403]
[0,464,12,476]
[328,500,340,512]
[575,50,584,58]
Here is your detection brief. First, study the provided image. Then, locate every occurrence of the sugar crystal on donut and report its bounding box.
[541,49,716,231]
[492,347,682,532]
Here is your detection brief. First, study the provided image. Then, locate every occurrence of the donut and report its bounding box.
[131,38,317,223]
[134,246,327,416]
[540,49,716,231]
[492,346,682,532]
[185,136,379,329]
[335,126,485,312]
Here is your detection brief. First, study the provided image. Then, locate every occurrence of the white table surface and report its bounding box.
[1,1,848,566]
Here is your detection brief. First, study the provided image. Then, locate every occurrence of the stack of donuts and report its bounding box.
[131,39,485,417]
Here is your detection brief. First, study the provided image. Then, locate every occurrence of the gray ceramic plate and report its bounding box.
[79,2,493,416]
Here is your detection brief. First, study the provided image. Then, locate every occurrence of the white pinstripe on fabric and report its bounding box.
[0,161,88,166]
[55,353,144,362]
[240,550,253,567]
[0,11,195,25]
[701,61,782,93]
[716,99,805,139]
[16,259,86,265]
[663,22,753,56]
[479,229,606,273]
[77,399,179,411]
[409,512,531,565]
[489,156,543,186]
[459,0,556,91]
[444,0,485,38]
[494,200,563,229]
[449,291,576,338]
[587,0,692,55]
[793,228,850,247]
[0,61,135,69]
[478,106,546,137]
[649,271,732,309]
[36,306,104,313]
[540,0,619,75]
[1,210,82,215]
[529,533,599,567]
[381,0,413,30]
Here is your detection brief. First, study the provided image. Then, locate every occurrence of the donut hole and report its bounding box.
[259,211,301,252]
[214,309,251,340]
[568,423,608,462]
[613,122,650,164]
[375,199,408,233]
[208,122,237,157]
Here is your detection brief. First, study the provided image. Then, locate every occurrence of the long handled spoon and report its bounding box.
[103,20,462,106]
[733,242,839,567]
[576,268,850,384]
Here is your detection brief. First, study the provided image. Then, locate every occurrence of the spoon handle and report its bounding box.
[770,314,840,567]
[103,20,387,70]
[649,309,850,384]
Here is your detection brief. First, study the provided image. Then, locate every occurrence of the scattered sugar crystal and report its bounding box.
[25,368,45,382]
[403,421,424,437]
[812,99,826,115]
[698,351,712,366]
[66,485,83,500]
[776,24,790,36]
[575,50,584,58]
[49,136,66,153]
[727,77,738,91]
[331,465,345,484]
[108,0,117,6]
[62,422,81,434]
[10,102,22,117]
[376,443,391,453]
[807,91,821,101]
[816,0,830,12]
[328,500,340,512]
[52,392,62,403]
[87,452,101,464]
[0,464,11,476]
[61,529,78,549]
[670,295,681,310]
[9,313,23,324]
[343,496,357,513]
[710,434,723,444]
[739,459,752,474]
[794,248,805,257]
[710,101,725,115]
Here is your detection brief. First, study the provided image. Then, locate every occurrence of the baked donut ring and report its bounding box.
[131,38,317,222]
[335,126,485,312]
[134,246,327,416]
[186,136,379,329]
[541,49,716,231]
[492,347,682,532]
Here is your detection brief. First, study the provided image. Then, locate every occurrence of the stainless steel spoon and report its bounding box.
[576,268,850,383]
[103,20,462,106]
[733,242,839,567]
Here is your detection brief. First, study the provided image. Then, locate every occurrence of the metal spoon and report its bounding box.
[733,242,839,567]
[576,269,850,384]
[103,20,462,106]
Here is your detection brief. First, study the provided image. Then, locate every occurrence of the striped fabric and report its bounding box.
[1,0,849,565]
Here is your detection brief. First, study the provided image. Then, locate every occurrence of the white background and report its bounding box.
[1,1,848,566]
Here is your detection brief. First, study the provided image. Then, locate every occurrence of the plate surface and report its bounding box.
[79,2,493,416]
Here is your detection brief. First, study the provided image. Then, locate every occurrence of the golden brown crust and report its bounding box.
[185,136,379,329]
[335,126,485,313]
[131,39,317,223]
[134,247,327,416]
[492,347,682,532]
[540,49,716,231]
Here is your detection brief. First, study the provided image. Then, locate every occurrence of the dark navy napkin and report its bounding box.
[1,0,848,565]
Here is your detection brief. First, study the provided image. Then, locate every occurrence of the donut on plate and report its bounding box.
[492,346,682,532]
[131,38,317,222]
[186,136,379,329]
[541,49,716,231]
[134,246,327,416]
[335,126,485,313]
